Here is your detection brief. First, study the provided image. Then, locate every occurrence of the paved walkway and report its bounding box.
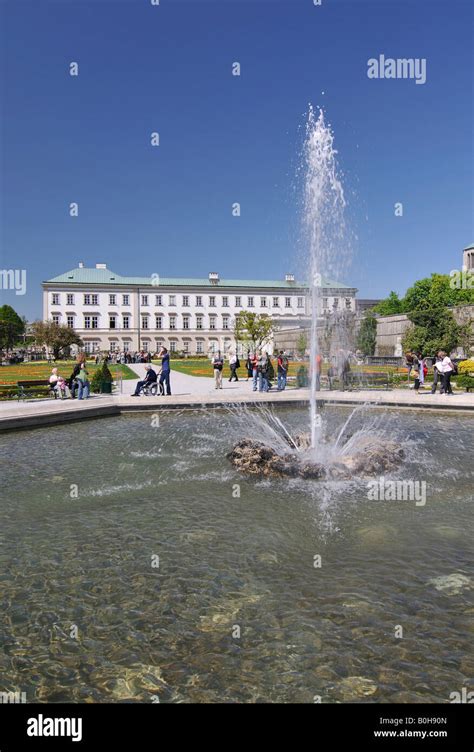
[0,364,472,432]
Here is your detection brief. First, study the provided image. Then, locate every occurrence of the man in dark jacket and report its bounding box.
[131,365,157,396]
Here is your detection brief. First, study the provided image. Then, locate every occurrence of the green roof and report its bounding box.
[43,266,354,289]
[463,243,474,251]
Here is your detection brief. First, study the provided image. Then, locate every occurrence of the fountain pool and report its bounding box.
[0,405,472,703]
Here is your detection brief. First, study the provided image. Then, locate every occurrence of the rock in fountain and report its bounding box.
[227,435,405,480]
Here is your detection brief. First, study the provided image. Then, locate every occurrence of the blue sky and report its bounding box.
[1,0,472,320]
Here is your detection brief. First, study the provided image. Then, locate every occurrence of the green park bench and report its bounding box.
[17,379,57,401]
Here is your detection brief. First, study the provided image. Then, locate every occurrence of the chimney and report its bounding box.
[209,272,219,285]
[78,261,84,268]
[96,263,107,269]
[285,273,295,283]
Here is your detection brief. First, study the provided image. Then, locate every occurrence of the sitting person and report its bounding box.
[131,364,157,396]
[49,367,60,396]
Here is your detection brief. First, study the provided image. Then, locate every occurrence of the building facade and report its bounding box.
[42,263,357,355]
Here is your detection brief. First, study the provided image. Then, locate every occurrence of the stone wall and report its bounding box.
[375,305,474,356]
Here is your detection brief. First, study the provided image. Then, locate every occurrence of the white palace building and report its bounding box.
[42,263,357,355]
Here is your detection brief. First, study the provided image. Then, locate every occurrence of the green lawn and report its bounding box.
[152,358,412,379]
[0,360,138,386]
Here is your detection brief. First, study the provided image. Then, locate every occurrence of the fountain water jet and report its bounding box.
[303,106,347,449]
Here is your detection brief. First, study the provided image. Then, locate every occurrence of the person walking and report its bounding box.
[228,352,240,382]
[131,364,157,396]
[277,350,289,391]
[212,350,224,389]
[158,347,171,395]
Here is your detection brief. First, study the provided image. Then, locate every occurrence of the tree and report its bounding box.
[233,311,275,351]
[296,331,308,357]
[402,308,471,356]
[356,311,377,355]
[0,305,25,349]
[373,291,403,316]
[31,320,83,359]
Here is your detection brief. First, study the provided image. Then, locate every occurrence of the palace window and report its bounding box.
[170,341,177,352]
[123,294,130,306]
[52,314,60,325]
[345,297,352,309]
[169,295,176,306]
[196,295,203,306]
[67,315,74,328]
[209,316,216,330]
[155,315,163,330]
[169,316,177,330]
[110,342,118,352]
[123,315,130,329]
[109,315,117,329]
[141,295,148,306]
[333,298,339,309]
[273,297,279,307]
[222,316,230,330]
[297,297,304,309]
[209,296,216,307]
[196,341,203,354]
[183,341,190,354]
[260,297,267,308]
[235,296,241,307]
[285,297,291,308]
[155,294,162,306]
[142,341,149,352]
[247,296,254,307]
[109,294,116,305]
[222,296,229,307]
[141,316,149,329]
[183,316,190,330]
[196,315,203,330]
[84,316,98,329]
[52,293,60,305]
[66,294,74,305]
[182,295,189,307]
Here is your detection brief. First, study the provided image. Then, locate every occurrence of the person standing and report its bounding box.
[212,350,224,389]
[251,352,259,392]
[431,352,443,393]
[258,351,269,392]
[76,362,90,400]
[228,352,240,382]
[417,352,426,390]
[439,351,454,395]
[315,353,322,392]
[245,352,253,381]
[277,350,289,391]
[159,347,171,395]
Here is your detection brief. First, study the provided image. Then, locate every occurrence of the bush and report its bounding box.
[454,374,474,392]
[296,365,309,387]
[90,365,103,394]
[458,359,474,374]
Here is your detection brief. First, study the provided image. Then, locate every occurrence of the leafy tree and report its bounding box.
[373,291,403,316]
[402,308,471,356]
[296,331,308,357]
[0,305,25,349]
[356,311,377,355]
[31,320,83,360]
[233,311,275,351]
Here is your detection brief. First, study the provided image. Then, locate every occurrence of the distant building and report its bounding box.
[463,243,474,271]
[42,263,357,355]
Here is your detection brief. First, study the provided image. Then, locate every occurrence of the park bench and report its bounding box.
[17,379,58,401]
[323,371,391,391]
